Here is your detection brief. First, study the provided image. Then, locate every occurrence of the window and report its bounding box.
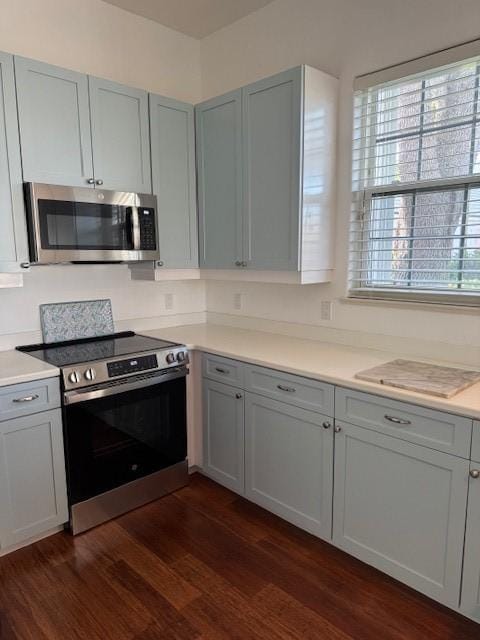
[350,54,480,305]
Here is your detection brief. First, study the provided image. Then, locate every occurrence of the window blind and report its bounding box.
[350,55,480,305]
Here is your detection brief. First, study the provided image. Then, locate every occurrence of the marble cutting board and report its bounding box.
[355,359,480,398]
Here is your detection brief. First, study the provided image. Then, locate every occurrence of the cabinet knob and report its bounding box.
[96,179,103,186]
[334,425,342,433]
[322,421,331,429]
[157,261,164,267]
[235,260,242,267]
[470,469,480,479]
[20,262,30,269]
[235,393,242,399]
[87,178,95,184]
[241,261,248,267]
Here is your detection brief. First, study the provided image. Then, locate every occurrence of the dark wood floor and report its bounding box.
[0,474,478,640]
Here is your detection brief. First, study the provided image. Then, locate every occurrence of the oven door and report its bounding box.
[25,182,159,263]
[63,373,187,506]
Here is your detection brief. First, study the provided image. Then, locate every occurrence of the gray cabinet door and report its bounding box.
[333,421,469,608]
[89,77,151,193]
[0,53,28,271]
[242,68,301,270]
[15,56,94,188]
[461,464,480,622]
[245,392,333,539]
[472,421,480,463]
[0,409,68,549]
[202,379,244,493]
[150,94,197,268]
[196,90,243,268]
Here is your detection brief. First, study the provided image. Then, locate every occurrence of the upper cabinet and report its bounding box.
[243,69,301,270]
[150,94,197,268]
[196,90,243,269]
[15,57,151,193]
[195,66,338,282]
[89,77,151,193]
[0,52,28,272]
[15,57,93,188]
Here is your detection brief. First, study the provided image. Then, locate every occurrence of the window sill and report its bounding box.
[342,293,480,314]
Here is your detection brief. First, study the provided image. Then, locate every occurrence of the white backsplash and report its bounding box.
[0,264,206,351]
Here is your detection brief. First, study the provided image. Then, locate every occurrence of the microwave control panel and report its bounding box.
[139,208,157,250]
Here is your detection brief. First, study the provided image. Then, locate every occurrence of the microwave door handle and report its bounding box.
[127,206,141,250]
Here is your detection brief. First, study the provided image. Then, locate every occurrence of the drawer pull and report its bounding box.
[470,469,480,479]
[277,384,296,393]
[384,414,411,426]
[12,394,39,403]
[215,367,229,375]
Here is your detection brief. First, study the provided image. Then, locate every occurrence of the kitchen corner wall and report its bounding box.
[200,0,480,366]
[0,266,206,350]
[0,0,204,350]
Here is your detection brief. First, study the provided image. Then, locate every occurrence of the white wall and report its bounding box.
[0,265,206,350]
[0,0,205,349]
[0,0,201,102]
[200,0,480,363]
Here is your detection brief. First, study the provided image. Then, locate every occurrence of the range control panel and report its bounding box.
[62,347,189,391]
[107,354,158,378]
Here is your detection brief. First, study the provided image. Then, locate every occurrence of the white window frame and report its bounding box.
[349,39,480,307]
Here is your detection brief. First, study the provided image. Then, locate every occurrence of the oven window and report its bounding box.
[38,199,132,250]
[63,377,187,504]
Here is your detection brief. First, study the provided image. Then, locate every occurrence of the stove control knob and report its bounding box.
[68,371,81,384]
[176,351,186,363]
[166,352,176,364]
[84,367,96,382]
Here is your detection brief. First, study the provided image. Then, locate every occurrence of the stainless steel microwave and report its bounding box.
[25,183,159,264]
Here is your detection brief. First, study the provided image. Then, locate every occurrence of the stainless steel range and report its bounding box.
[17,332,189,534]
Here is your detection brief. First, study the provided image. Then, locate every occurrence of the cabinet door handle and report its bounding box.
[277,384,296,393]
[215,367,229,374]
[334,425,342,433]
[384,414,411,426]
[322,421,331,429]
[235,393,243,399]
[241,261,248,267]
[12,394,39,403]
[20,262,30,269]
[470,469,480,479]
[234,260,242,267]
[96,179,103,186]
[86,178,95,184]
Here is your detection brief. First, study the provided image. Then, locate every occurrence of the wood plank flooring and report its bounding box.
[0,473,478,639]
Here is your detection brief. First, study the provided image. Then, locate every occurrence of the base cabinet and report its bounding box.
[245,393,333,538]
[333,421,469,608]
[0,409,68,549]
[202,379,245,493]
[461,463,480,622]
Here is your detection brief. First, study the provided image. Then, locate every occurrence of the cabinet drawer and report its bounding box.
[245,365,334,416]
[472,421,480,463]
[0,378,60,422]
[202,353,244,387]
[335,387,472,458]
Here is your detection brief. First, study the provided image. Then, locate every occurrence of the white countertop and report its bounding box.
[0,350,59,387]
[145,324,480,421]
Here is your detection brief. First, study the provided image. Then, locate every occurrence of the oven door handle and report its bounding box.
[63,368,187,405]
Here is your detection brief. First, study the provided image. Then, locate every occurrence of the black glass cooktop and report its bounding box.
[17,332,179,367]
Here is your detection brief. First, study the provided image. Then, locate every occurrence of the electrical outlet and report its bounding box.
[165,293,174,311]
[320,300,332,321]
[233,292,244,311]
